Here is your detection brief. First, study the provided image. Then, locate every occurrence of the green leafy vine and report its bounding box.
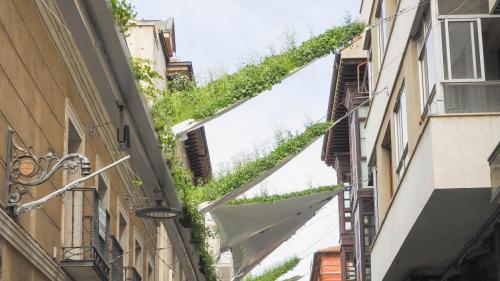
[152,22,365,127]
[110,0,136,37]
[228,185,341,205]
[243,257,300,281]
[111,1,363,278]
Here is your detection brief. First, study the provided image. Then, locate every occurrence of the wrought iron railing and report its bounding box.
[124,267,142,281]
[61,188,110,280]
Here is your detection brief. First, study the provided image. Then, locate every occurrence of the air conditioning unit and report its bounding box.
[490,0,500,14]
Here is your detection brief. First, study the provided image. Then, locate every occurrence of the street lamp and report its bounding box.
[135,200,181,219]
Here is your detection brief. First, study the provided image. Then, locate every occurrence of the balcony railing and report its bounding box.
[124,267,142,281]
[60,188,110,281]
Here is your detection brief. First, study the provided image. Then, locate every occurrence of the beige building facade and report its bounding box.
[360,0,500,280]
[0,1,204,281]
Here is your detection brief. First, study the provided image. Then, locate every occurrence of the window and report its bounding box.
[345,251,356,281]
[367,48,375,97]
[134,234,144,277]
[377,0,388,62]
[439,17,500,114]
[354,207,362,281]
[95,157,110,209]
[480,18,500,81]
[147,258,154,281]
[345,211,352,231]
[418,8,436,111]
[344,189,351,209]
[394,84,408,177]
[441,19,483,80]
[364,215,376,249]
[63,101,85,256]
[118,201,129,266]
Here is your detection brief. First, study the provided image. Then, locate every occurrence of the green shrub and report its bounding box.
[151,22,365,128]
[228,185,341,205]
[184,122,332,205]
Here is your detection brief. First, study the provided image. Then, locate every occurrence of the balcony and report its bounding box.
[124,267,142,281]
[370,116,500,281]
[60,188,110,281]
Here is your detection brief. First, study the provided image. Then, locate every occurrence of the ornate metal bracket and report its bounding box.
[5,128,91,213]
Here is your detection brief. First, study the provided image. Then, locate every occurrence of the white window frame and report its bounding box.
[377,0,388,63]
[134,230,144,278]
[62,99,86,253]
[117,199,130,266]
[394,84,408,178]
[95,155,111,209]
[441,18,485,82]
[146,255,155,281]
[367,48,374,98]
[418,8,437,114]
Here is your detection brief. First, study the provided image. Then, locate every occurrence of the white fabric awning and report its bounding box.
[210,189,341,279]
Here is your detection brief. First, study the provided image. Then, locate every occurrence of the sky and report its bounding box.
[131,0,360,279]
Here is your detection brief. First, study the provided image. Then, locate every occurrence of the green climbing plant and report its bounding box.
[228,185,341,205]
[152,21,365,128]
[111,0,136,37]
[243,257,301,281]
[183,122,332,206]
[167,122,332,281]
[114,1,364,277]
[132,57,164,103]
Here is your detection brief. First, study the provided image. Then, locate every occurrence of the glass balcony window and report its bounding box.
[435,16,500,114]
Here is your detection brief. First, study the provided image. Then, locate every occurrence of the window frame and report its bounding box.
[134,230,144,277]
[95,155,111,209]
[417,8,437,114]
[146,255,155,281]
[117,200,130,266]
[393,84,409,178]
[62,99,86,252]
[376,0,388,63]
[441,18,486,82]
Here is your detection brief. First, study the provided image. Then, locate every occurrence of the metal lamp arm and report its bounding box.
[15,155,130,215]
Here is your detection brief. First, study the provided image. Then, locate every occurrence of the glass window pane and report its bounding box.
[425,31,436,95]
[441,22,449,79]
[473,21,482,78]
[401,91,408,147]
[481,18,500,81]
[448,21,479,79]
[438,0,488,15]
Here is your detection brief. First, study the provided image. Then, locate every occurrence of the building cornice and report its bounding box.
[0,210,68,281]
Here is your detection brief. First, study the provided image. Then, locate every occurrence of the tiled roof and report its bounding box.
[317,245,341,254]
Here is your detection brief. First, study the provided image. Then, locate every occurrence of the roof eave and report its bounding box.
[321,53,341,161]
[53,1,204,280]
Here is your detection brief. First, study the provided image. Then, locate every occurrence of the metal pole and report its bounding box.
[15,155,131,215]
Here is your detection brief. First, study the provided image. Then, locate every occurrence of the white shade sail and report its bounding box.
[210,189,341,279]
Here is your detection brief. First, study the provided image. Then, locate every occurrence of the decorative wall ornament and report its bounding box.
[5,128,90,213]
